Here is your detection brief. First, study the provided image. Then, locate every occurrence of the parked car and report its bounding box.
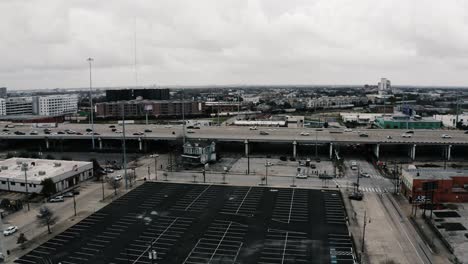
[105,168,114,173]
[279,156,287,161]
[3,226,18,236]
[350,161,358,170]
[300,132,310,136]
[62,192,75,197]
[193,127,201,129]
[49,196,64,203]
[441,134,452,139]
[144,129,152,133]
[259,131,269,135]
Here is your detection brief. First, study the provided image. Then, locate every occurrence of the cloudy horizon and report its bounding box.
[1,0,468,90]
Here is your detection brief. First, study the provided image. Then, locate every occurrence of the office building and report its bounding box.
[0,158,93,194]
[96,100,201,118]
[106,88,170,101]
[5,97,34,115]
[33,94,79,116]
[378,78,392,95]
[0,99,5,116]
[0,87,6,98]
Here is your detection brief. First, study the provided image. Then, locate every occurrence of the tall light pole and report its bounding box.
[151,154,159,181]
[87,57,95,150]
[22,163,30,211]
[121,103,128,190]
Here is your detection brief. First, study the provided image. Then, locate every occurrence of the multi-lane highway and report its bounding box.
[1,123,468,145]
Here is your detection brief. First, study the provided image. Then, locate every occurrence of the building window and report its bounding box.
[1,181,5,184]
[20,183,25,186]
[10,182,15,186]
[33,184,37,188]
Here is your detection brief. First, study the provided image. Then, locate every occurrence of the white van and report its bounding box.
[351,161,358,170]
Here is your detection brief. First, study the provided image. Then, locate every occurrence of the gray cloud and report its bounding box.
[1,0,468,89]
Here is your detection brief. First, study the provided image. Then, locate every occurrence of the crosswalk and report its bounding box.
[360,187,389,193]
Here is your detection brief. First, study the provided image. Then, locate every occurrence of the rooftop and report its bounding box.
[0,158,92,183]
[404,169,468,181]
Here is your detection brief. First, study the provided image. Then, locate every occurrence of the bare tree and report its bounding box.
[17,233,28,249]
[37,206,58,234]
[108,179,121,196]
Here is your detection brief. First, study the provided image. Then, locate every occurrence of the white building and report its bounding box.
[0,98,5,116]
[433,114,468,128]
[0,158,93,194]
[5,97,34,115]
[340,113,384,124]
[378,78,392,95]
[307,96,367,109]
[34,94,79,116]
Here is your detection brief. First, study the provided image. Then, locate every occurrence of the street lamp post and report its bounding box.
[73,192,77,216]
[87,57,95,150]
[22,163,30,211]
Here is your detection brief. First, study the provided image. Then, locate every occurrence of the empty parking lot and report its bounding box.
[15,182,356,264]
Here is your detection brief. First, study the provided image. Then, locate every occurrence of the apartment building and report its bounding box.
[0,98,5,116]
[33,94,78,116]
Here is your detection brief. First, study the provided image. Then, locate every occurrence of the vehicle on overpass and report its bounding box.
[441,134,452,139]
[259,131,269,135]
[300,131,310,136]
[401,133,412,138]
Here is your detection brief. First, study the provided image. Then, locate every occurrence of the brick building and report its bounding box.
[95,100,202,118]
[401,169,468,203]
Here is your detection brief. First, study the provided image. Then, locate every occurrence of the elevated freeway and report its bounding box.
[1,124,467,160]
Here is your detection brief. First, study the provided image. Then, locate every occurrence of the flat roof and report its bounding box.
[404,169,468,180]
[0,158,92,183]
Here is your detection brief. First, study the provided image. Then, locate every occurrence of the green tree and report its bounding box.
[40,178,56,198]
[17,233,28,250]
[37,206,58,234]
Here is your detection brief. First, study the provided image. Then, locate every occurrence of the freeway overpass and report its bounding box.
[1,124,467,160]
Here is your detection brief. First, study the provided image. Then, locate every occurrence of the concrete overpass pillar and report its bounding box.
[447,145,452,161]
[329,143,333,159]
[293,141,297,158]
[45,138,49,150]
[244,139,249,156]
[98,138,103,150]
[138,138,143,151]
[410,144,416,161]
[373,144,380,159]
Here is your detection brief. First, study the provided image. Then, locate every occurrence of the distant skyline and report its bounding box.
[2,0,468,90]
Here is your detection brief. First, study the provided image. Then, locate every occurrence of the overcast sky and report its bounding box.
[1,0,468,90]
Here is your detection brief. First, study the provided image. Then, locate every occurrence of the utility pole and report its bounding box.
[22,163,30,211]
[247,152,250,175]
[87,57,95,150]
[265,161,269,185]
[122,104,128,190]
[361,210,367,257]
[315,129,318,160]
[73,193,77,216]
[181,92,186,144]
[101,176,105,201]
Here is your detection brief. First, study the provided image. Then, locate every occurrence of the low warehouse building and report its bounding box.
[0,158,93,194]
[401,168,468,203]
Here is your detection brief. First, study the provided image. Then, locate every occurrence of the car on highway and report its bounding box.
[358,133,368,137]
[2,129,9,132]
[66,130,76,134]
[57,131,65,135]
[86,128,93,132]
[296,173,307,179]
[133,132,144,136]
[300,131,310,136]
[187,129,195,133]
[249,126,257,130]
[115,130,122,133]
[109,125,116,128]
[3,226,18,236]
[386,136,392,139]
[401,133,412,138]
[14,131,25,135]
[144,129,152,133]
[465,130,468,134]
[114,175,123,181]
[29,131,38,135]
[76,132,83,135]
[344,128,353,132]
[259,131,269,135]
[49,196,64,203]
[441,134,452,139]
[164,125,172,128]
[406,130,415,134]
